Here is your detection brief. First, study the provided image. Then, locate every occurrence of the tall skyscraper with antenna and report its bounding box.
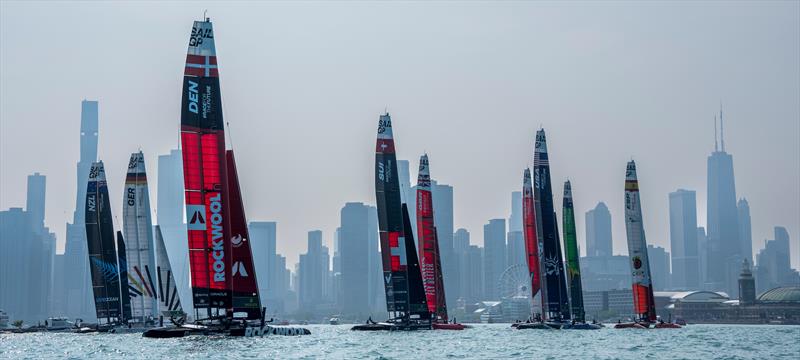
[706,105,742,296]
[62,100,99,320]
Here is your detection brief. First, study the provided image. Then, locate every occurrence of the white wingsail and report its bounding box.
[122,151,159,321]
[154,225,183,316]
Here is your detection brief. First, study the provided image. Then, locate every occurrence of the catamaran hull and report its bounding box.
[351,322,432,331]
[515,322,557,330]
[233,325,310,337]
[432,323,465,330]
[143,324,310,338]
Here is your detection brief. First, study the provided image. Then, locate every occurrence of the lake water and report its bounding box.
[1,324,798,359]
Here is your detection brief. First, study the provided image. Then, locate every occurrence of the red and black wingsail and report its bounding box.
[416,154,447,322]
[375,113,429,322]
[179,18,232,316]
[226,150,262,319]
[522,169,541,307]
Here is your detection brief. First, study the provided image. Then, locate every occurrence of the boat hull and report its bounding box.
[516,322,557,330]
[654,322,682,329]
[351,321,431,331]
[562,323,603,330]
[614,322,649,329]
[432,323,465,330]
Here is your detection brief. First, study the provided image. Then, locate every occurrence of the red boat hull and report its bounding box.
[433,323,465,330]
[654,322,682,329]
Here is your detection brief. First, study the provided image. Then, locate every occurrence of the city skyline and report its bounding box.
[1,2,798,270]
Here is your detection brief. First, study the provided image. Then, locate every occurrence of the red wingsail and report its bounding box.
[416,154,447,322]
[226,150,262,319]
[180,19,233,316]
[522,169,541,302]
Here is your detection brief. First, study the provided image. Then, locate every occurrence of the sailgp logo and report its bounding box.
[210,193,225,282]
[188,81,199,114]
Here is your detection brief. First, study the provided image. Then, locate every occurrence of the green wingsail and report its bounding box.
[562,180,586,323]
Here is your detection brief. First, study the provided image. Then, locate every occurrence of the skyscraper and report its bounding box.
[647,245,670,291]
[737,198,753,264]
[483,219,506,300]
[156,149,191,310]
[62,100,98,320]
[249,221,278,309]
[339,202,371,317]
[298,230,325,311]
[156,149,184,227]
[669,189,700,290]
[0,174,56,322]
[756,227,795,292]
[432,181,456,310]
[706,108,741,295]
[453,228,471,302]
[509,191,522,232]
[506,191,525,268]
[585,202,613,257]
[26,173,46,229]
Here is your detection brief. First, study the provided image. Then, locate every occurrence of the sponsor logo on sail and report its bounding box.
[232,261,248,277]
[231,234,244,247]
[210,193,225,282]
[186,205,206,230]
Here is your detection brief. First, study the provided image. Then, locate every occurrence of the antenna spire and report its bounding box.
[714,114,718,152]
[719,102,725,152]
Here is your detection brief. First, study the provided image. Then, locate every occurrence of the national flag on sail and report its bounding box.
[185,54,219,77]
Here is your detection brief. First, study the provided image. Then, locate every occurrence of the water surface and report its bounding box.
[1,324,798,359]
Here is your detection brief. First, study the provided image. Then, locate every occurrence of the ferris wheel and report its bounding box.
[497,264,531,300]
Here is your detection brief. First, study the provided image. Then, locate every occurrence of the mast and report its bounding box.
[562,180,585,322]
[179,18,233,319]
[624,160,657,322]
[122,151,158,321]
[374,112,428,323]
[155,225,183,313]
[116,231,133,322]
[416,154,447,322]
[225,150,262,319]
[532,129,570,321]
[85,161,123,323]
[522,169,541,316]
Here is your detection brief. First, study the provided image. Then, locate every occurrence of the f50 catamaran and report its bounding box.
[352,113,431,331]
[144,17,308,338]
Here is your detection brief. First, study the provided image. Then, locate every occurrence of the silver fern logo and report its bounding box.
[544,255,561,276]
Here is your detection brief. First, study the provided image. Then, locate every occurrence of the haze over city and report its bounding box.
[1,1,798,271]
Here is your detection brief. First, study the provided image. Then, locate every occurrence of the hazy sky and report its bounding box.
[1,1,798,270]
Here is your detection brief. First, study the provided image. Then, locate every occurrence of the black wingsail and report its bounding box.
[532,130,571,321]
[85,161,123,323]
[116,231,132,322]
[402,204,430,321]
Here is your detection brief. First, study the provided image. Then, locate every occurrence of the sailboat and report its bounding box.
[615,161,680,329]
[352,112,431,331]
[122,151,159,325]
[144,17,308,338]
[515,168,552,330]
[561,181,601,330]
[532,130,571,328]
[83,161,126,331]
[416,155,463,330]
